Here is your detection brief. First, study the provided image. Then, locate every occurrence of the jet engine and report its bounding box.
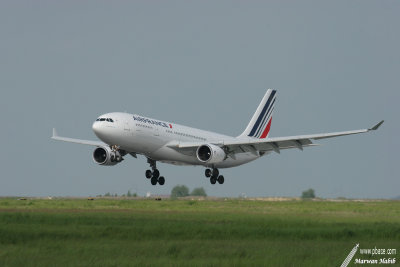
[93,146,123,166]
[196,144,226,164]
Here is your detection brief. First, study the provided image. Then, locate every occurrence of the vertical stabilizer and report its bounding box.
[239,89,276,139]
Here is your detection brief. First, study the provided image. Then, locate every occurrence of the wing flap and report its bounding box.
[225,138,317,154]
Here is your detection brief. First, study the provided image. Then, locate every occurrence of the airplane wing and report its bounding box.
[170,120,384,155]
[51,128,106,147]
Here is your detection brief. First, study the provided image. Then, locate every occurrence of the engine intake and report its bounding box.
[196,144,226,164]
[93,146,123,166]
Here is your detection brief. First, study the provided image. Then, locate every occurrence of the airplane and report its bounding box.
[52,89,383,186]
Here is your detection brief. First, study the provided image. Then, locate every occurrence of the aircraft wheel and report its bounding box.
[217,175,224,184]
[210,177,217,184]
[158,176,165,185]
[152,169,160,179]
[151,177,158,185]
[212,168,219,179]
[205,169,212,178]
[145,170,152,179]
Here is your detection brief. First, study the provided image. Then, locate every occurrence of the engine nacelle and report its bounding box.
[196,144,226,164]
[93,146,122,166]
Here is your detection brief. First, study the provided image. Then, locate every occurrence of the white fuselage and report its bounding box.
[92,112,260,168]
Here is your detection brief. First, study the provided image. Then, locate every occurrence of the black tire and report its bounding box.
[152,169,160,179]
[158,176,165,185]
[145,170,152,179]
[217,175,224,184]
[212,168,219,178]
[205,169,212,178]
[151,177,158,185]
[210,177,217,184]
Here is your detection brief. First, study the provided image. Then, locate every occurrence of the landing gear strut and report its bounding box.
[205,168,224,185]
[146,158,165,186]
[110,145,125,162]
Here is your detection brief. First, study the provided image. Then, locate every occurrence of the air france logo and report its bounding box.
[133,115,172,128]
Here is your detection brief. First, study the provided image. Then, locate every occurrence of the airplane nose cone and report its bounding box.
[92,121,101,135]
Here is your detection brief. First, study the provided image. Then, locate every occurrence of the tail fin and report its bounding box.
[239,89,276,139]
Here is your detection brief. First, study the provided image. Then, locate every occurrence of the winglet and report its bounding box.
[52,128,58,138]
[369,120,384,131]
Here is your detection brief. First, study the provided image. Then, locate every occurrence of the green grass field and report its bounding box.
[0,198,399,266]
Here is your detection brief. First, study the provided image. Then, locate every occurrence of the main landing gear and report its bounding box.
[205,168,224,185]
[146,158,165,186]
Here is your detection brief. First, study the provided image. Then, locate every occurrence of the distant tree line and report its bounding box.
[97,190,137,198]
[301,188,316,199]
[170,185,207,198]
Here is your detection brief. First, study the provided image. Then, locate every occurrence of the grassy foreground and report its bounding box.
[0,198,399,266]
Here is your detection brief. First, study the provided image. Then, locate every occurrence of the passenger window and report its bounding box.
[110,119,114,122]
[100,118,105,121]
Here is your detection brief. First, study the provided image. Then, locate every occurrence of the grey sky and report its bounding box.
[1,1,398,198]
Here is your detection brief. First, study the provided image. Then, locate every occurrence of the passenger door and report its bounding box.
[124,119,131,132]
[153,126,159,136]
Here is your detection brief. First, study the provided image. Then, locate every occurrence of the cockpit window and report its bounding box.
[96,117,114,122]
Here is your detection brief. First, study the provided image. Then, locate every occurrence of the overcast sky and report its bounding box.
[1,1,398,198]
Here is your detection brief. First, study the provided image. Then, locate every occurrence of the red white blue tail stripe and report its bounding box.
[239,89,276,139]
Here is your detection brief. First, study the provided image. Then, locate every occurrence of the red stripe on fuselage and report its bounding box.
[260,117,272,139]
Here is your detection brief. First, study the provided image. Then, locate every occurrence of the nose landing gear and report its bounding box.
[146,158,165,186]
[205,168,224,185]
